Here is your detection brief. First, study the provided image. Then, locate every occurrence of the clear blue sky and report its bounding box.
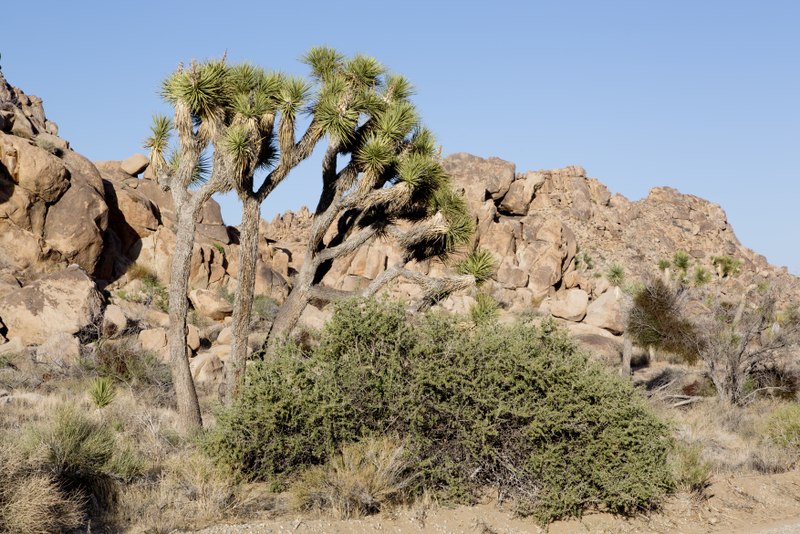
[3,1,798,273]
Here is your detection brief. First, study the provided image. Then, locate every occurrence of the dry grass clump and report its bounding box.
[0,445,84,533]
[114,449,258,532]
[658,398,798,476]
[291,437,415,518]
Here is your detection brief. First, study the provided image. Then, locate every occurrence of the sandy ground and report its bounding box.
[185,468,800,534]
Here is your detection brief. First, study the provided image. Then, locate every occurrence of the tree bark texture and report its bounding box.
[223,195,260,404]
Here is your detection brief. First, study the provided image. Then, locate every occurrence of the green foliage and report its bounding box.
[672,250,690,272]
[90,338,173,404]
[206,299,674,524]
[670,442,711,498]
[606,263,625,287]
[162,59,232,119]
[626,279,700,364]
[123,263,168,311]
[658,259,671,271]
[25,407,118,511]
[457,248,497,284]
[575,249,594,270]
[35,137,63,157]
[217,285,235,305]
[251,294,278,325]
[712,255,742,278]
[470,292,500,325]
[764,404,800,454]
[89,376,116,408]
[693,267,712,287]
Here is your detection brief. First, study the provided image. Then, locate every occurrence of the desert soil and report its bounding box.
[186,469,800,534]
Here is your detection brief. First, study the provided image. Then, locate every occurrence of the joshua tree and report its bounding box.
[222,48,492,397]
[145,58,286,429]
[255,54,489,355]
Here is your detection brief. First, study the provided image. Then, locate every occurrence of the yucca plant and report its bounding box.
[606,263,625,287]
[470,292,500,325]
[672,250,691,272]
[89,377,116,408]
[458,248,497,284]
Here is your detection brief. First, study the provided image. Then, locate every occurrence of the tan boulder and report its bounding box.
[43,173,108,274]
[497,259,529,289]
[189,289,233,321]
[443,153,515,211]
[36,332,81,367]
[138,328,168,361]
[584,287,627,334]
[102,304,128,338]
[120,154,149,176]
[498,171,545,216]
[187,324,201,352]
[0,266,104,345]
[299,304,332,331]
[0,219,51,272]
[190,352,225,385]
[216,326,233,345]
[0,133,70,202]
[549,289,589,322]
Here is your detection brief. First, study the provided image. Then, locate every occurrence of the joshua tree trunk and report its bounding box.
[168,204,203,430]
[621,334,633,378]
[265,267,314,353]
[223,195,260,403]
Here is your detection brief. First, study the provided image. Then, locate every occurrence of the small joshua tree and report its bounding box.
[261,51,482,354]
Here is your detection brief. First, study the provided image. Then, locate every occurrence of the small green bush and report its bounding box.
[670,442,711,498]
[252,294,279,325]
[606,263,625,287]
[470,292,500,325]
[764,404,800,454]
[25,407,118,512]
[657,259,671,271]
[673,251,690,272]
[693,267,712,287]
[457,248,497,283]
[206,298,674,523]
[712,255,742,278]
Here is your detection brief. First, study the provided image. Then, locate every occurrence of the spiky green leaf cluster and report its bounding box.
[143,114,173,171]
[302,46,345,81]
[428,186,475,254]
[458,248,497,283]
[162,60,231,119]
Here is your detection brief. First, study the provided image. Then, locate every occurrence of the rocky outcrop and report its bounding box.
[0,265,103,345]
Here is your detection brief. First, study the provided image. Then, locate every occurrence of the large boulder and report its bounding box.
[549,289,589,322]
[443,153,516,211]
[0,266,103,345]
[584,287,627,334]
[120,153,149,176]
[498,171,545,216]
[0,132,70,203]
[43,172,108,274]
[189,289,233,321]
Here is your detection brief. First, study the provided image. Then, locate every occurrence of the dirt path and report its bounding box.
[187,469,800,534]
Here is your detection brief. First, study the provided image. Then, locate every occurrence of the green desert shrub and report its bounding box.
[606,263,625,287]
[764,404,800,455]
[89,376,116,408]
[206,298,674,523]
[24,407,118,511]
[670,442,711,498]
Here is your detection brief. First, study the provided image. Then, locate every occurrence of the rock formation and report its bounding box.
[0,70,798,382]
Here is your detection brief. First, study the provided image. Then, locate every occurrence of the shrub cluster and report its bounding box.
[206,299,674,523]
